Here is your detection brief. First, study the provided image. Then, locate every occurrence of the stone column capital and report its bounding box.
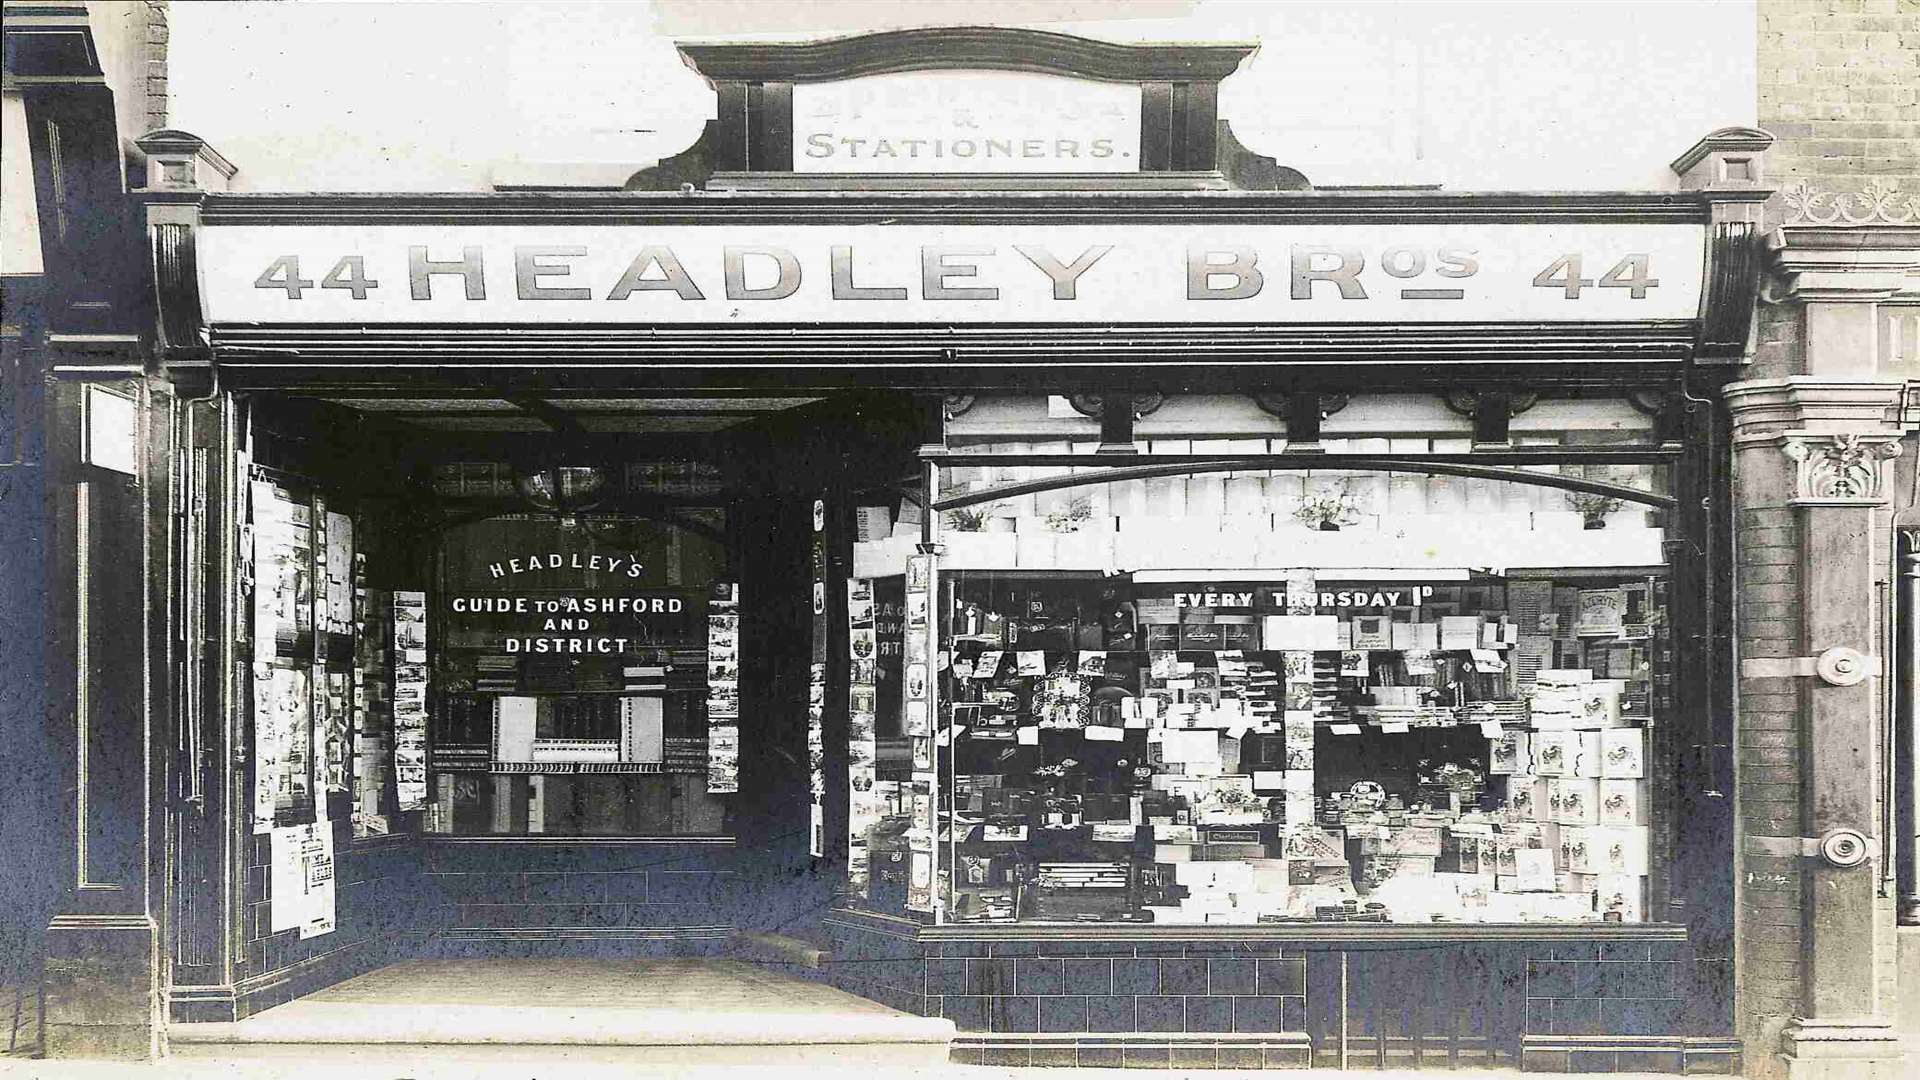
[1777,431,1903,507]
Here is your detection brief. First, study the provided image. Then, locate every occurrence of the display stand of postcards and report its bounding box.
[392,590,429,813]
[807,498,828,858]
[313,497,353,810]
[248,472,316,833]
[845,578,879,895]
[350,545,390,838]
[706,582,740,794]
[903,552,938,914]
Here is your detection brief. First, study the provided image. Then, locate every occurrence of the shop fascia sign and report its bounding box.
[199,222,1706,324]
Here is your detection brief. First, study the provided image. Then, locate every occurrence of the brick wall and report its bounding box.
[1733,495,1807,1048]
[1758,0,1920,200]
[144,1,168,132]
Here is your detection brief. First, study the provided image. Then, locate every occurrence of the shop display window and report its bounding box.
[426,512,737,835]
[935,566,1666,925]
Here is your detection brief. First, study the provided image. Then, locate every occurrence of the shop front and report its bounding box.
[42,26,1777,1071]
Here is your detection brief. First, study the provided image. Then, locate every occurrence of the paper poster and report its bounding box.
[270,822,335,939]
[253,665,314,832]
[250,479,312,661]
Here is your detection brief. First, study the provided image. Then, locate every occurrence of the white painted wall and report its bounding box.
[167,0,1756,193]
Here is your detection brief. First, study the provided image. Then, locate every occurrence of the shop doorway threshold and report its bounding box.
[166,957,955,1068]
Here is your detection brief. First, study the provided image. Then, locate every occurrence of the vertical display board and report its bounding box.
[807,498,829,858]
[249,475,315,832]
[707,582,741,793]
[904,552,937,913]
[392,590,429,810]
[845,577,879,895]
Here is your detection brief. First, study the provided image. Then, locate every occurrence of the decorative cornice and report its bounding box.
[1779,431,1904,506]
[1721,376,1911,435]
[1764,216,1920,304]
[677,27,1257,85]
[1782,180,1920,226]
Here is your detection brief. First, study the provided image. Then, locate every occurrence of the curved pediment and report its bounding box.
[677,25,1255,85]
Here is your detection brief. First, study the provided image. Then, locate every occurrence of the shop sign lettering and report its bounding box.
[201,223,1707,325]
[791,70,1140,175]
[1170,585,1435,609]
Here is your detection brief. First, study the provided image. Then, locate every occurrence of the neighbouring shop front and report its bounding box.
[45,27,1780,1072]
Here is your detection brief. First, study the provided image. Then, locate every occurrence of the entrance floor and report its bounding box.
[166,957,955,1068]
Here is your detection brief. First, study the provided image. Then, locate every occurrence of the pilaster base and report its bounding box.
[1778,1017,1907,1080]
[42,913,163,1059]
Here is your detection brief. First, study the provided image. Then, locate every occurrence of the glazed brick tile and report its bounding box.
[1064,957,1111,995]
[1217,1046,1264,1068]
[1123,1045,1173,1069]
[1604,997,1682,1037]
[1014,958,1064,995]
[989,995,1038,1033]
[1159,958,1208,995]
[1039,995,1088,1033]
[941,995,988,1031]
[966,958,1012,995]
[1232,995,1280,1033]
[1030,1046,1079,1067]
[1556,997,1606,1036]
[1209,958,1256,995]
[1086,995,1136,1032]
[1171,1044,1217,1069]
[1186,995,1233,1032]
[1112,958,1158,995]
[926,958,966,995]
[1527,960,1577,998]
[1255,958,1304,997]
[1137,995,1183,1032]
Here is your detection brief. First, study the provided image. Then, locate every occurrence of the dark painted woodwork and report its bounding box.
[191,190,1716,227]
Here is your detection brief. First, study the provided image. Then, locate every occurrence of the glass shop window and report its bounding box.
[932,469,1670,926]
[426,512,735,836]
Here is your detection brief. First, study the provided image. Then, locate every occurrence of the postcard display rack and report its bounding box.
[915,566,1667,926]
[246,466,411,937]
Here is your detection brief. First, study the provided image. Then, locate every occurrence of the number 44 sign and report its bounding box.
[1532,254,1657,299]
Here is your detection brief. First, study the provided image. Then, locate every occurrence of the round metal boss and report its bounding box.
[1818,828,1870,869]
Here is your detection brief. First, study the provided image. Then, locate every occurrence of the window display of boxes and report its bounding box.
[1561,825,1649,875]
[1530,731,1578,776]
[1600,780,1647,826]
[1574,731,1604,778]
[1549,778,1600,825]
[1509,778,1549,820]
[1499,847,1558,892]
[1601,728,1646,777]
[1489,729,1529,774]
[1594,874,1645,922]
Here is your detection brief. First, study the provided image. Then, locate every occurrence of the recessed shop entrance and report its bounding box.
[163,384,928,1027]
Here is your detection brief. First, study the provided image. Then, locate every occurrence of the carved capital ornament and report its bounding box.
[1779,432,1904,506]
